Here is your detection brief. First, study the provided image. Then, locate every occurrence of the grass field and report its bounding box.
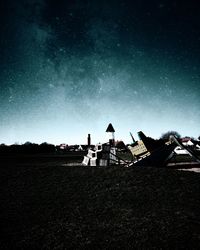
[1,153,200,249]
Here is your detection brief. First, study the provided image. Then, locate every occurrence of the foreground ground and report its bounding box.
[0,153,200,249]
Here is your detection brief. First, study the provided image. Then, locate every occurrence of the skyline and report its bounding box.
[0,0,200,145]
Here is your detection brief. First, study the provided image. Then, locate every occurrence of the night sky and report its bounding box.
[0,0,200,145]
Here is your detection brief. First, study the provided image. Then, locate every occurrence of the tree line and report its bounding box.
[0,142,56,154]
[0,131,199,155]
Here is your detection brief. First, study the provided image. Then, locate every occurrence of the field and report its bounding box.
[1,152,200,249]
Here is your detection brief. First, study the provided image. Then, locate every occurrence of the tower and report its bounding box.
[87,134,91,147]
[106,123,115,146]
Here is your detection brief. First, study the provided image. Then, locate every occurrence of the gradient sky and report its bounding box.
[0,0,200,145]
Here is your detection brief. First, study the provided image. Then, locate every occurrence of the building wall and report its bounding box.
[128,140,149,157]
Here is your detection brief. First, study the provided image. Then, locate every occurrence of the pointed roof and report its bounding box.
[106,123,115,132]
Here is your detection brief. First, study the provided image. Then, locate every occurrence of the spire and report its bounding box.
[106,123,115,133]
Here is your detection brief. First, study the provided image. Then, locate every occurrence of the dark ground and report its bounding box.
[0,153,200,249]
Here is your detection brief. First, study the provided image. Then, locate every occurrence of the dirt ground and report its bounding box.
[0,153,200,249]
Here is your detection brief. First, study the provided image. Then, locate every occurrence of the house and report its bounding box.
[59,143,68,150]
[77,144,95,151]
[181,137,193,146]
[67,145,79,151]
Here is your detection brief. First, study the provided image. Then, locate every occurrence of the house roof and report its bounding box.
[181,137,191,142]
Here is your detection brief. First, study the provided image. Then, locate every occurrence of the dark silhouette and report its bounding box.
[0,142,56,155]
[161,131,181,141]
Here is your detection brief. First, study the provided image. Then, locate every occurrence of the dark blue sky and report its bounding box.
[0,0,200,144]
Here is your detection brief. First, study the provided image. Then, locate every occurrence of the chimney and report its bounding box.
[87,134,91,147]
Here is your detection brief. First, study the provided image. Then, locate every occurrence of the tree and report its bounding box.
[160,131,181,140]
[39,142,55,153]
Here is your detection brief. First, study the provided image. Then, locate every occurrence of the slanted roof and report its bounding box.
[181,137,191,142]
[106,123,115,132]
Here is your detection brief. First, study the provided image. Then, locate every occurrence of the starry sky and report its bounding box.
[0,0,200,145]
